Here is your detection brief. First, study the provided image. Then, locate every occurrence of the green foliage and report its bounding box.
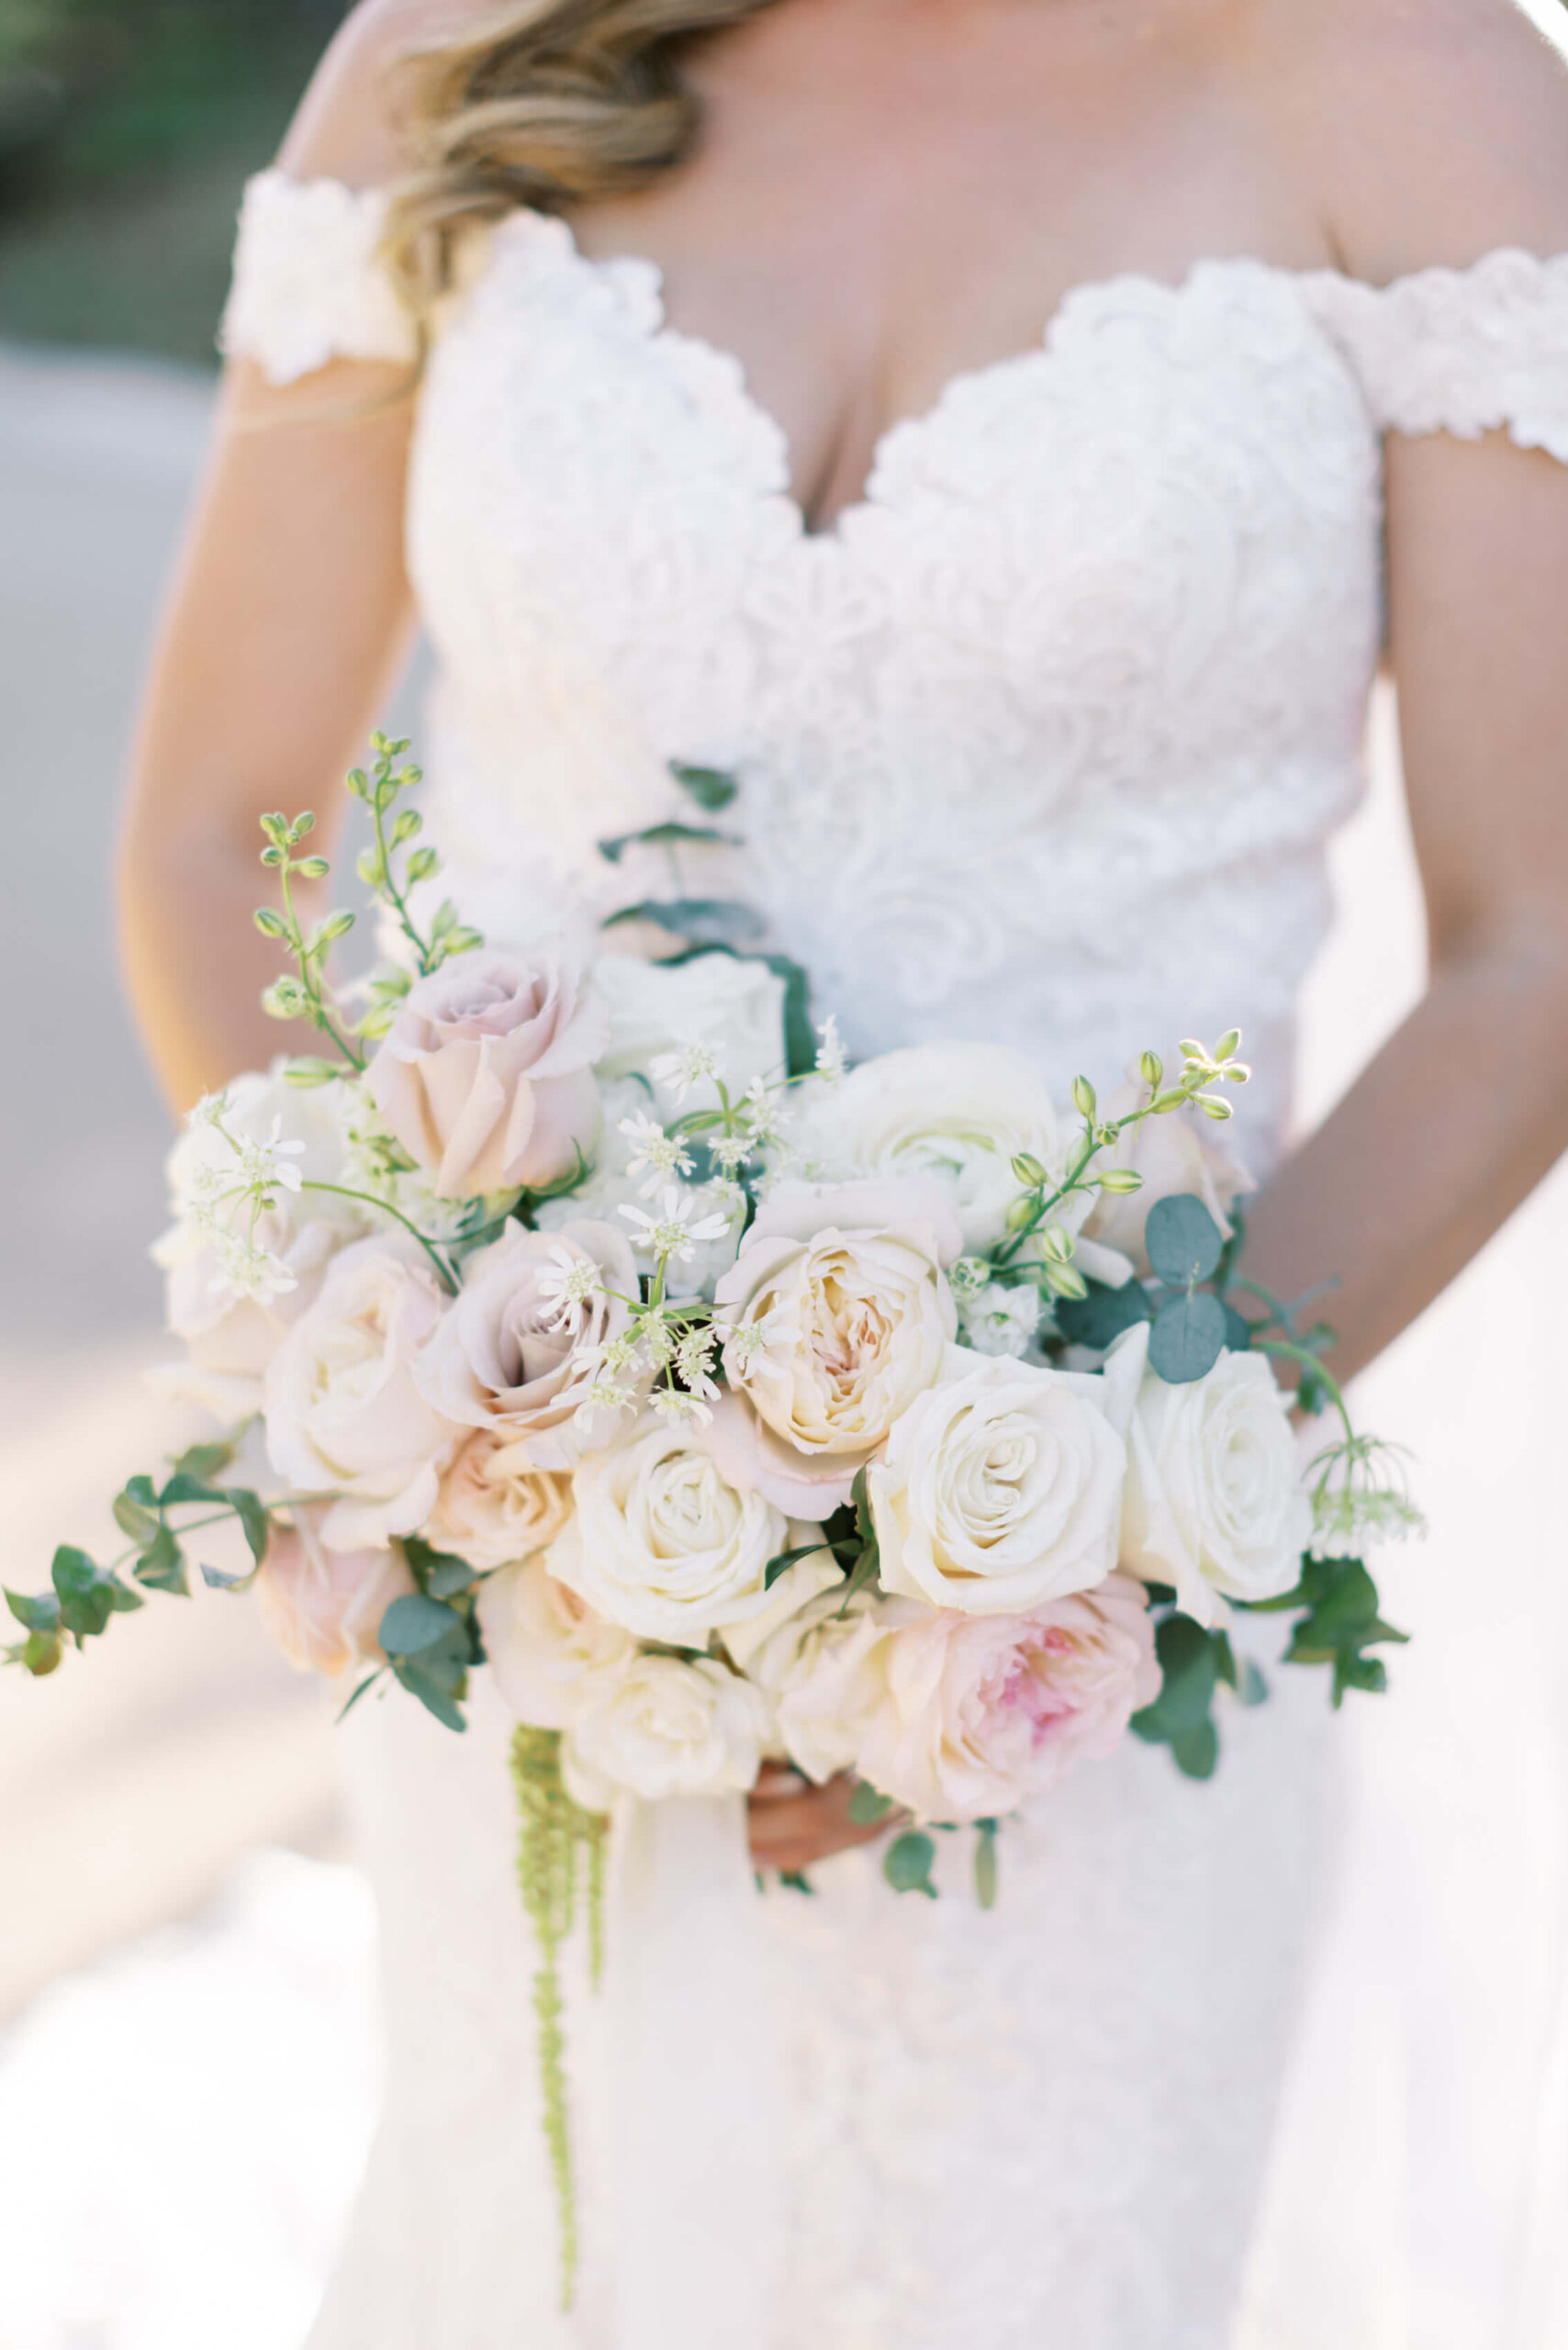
[600,898,767,946]
[1053,1275,1153,1350]
[1148,1289,1227,1384]
[1145,1193,1225,1287]
[973,1818,1000,1909]
[1130,1612,1228,1777]
[597,821,739,863]
[884,1829,938,1897]
[778,1868,815,1895]
[1249,1552,1409,1706]
[378,1591,473,1733]
[669,762,740,812]
[848,1781,895,1826]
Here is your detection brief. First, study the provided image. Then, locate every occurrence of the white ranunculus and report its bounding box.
[713,1179,958,1499]
[593,951,788,1121]
[476,1557,638,1728]
[870,1333,1144,1616]
[1121,1348,1310,1625]
[563,1654,771,1807]
[156,1068,370,1390]
[263,1235,464,1550]
[788,1043,1078,1256]
[547,1411,788,1644]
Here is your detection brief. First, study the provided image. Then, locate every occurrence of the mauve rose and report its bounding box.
[255,1508,415,1679]
[853,1574,1160,1823]
[412,1219,641,1470]
[367,945,609,1199]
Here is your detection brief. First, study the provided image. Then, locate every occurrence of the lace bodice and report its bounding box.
[225,173,1568,1167]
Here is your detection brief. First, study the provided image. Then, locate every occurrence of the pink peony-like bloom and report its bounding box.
[367,945,608,1199]
[854,1574,1160,1823]
[255,1507,415,1680]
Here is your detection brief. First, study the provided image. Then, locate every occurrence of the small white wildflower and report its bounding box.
[958,1281,1042,1360]
[577,1381,638,1428]
[648,1038,722,1104]
[635,1312,678,1371]
[1308,1436,1427,1558]
[617,1109,696,1196]
[710,1133,752,1176]
[213,1229,297,1306]
[740,1077,789,1147]
[716,1316,767,1375]
[648,1384,712,1428]
[814,1013,847,1084]
[620,1185,734,1265]
[236,1117,308,1197]
[187,1091,230,1132]
[674,1321,722,1404]
[536,1243,602,1330]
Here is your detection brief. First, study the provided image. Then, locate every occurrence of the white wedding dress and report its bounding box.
[222,178,1568,2350]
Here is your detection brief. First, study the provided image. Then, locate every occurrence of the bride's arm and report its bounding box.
[1244,0,1568,1385]
[118,0,452,1110]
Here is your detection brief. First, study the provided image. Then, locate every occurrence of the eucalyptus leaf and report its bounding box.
[112,1491,161,1543]
[171,1439,237,1482]
[51,1547,122,1636]
[379,1593,465,1658]
[778,1869,815,1895]
[883,1830,938,1898]
[199,1561,257,1594]
[224,1488,271,1567]
[1148,1291,1227,1384]
[1221,1303,1255,1352]
[1170,1719,1220,1779]
[134,1524,189,1595]
[669,762,740,811]
[1146,1192,1225,1287]
[974,1820,1000,1910]
[158,1471,221,1509]
[1053,1276,1154,1351]
[847,1782,895,1826]
[1239,1660,1269,1707]
[390,1655,468,1732]
[598,821,739,863]
[6,1586,60,1635]
[765,1543,824,1592]
[601,898,767,945]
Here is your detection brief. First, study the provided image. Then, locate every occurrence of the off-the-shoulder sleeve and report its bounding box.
[219,169,419,386]
[1304,249,1568,460]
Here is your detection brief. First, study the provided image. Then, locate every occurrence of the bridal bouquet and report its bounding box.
[8,739,1420,2297]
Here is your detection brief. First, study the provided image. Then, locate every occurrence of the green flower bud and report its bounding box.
[1071,1075,1097,1119]
[252,907,287,939]
[1215,1026,1242,1063]
[294,856,330,881]
[357,847,386,888]
[1010,1151,1047,1188]
[1177,1037,1205,1061]
[284,1057,343,1087]
[293,811,316,837]
[1046,1262,1089,1301]
[1096,1167,1144,1194]
[1041,1223,1073,1264]
[391,808,422,845]
[260,845,284,868]
[406,845,440,884]
[1004,1195,1037,1232]
[1221,1061,1252,1084]
[1151,1089,1189,1114]
[1197,1094,1234,1121]
[1138,1051,1164,1090]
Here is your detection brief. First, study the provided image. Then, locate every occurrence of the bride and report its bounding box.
[119,0,1568,2342]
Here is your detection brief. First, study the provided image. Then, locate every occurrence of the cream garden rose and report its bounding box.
[547,1409,788,1644]
[476,1557,637,1729]
[368,943,608,1198]
[855,1576,1160,1822]
[263,1234,462,1551]
[713,1178,960,1507]
[413,1219,641,1470]
[745,1584,913,1785]
[1121,1348,1310,1625]
[429,1432,574,1571]
[254,1507,415,1680]
[563,1654,771,1808]
[869,1333,1145,1616]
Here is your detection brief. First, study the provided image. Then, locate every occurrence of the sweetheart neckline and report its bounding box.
[494,211,1359,542]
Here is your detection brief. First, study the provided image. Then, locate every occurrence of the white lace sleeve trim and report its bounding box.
[219,169,419,386]
[1304,248,1568,460]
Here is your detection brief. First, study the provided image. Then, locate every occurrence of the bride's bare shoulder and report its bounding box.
[1266,0,1568,277]
[274,0,492,185]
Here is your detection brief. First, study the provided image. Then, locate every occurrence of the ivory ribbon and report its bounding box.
[607,1793,785,2350]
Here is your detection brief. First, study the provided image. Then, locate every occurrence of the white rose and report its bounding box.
[713,1178,959,1507]
[1083,1078,1253,1278]
[869,1334,1144,1616]
[476,1557,638,1728]
[564,1654,770,1807]
[1121,1348,1310,1625]
[593,951,788,1119]
[263,1235,462,1550]
[156,1068,370,1389]
[411,1218,642,1468]
[745,1584,913,1785]
[788,1043,1089,1258]
[547,1410,788,1644]
[429,1432,574,1570]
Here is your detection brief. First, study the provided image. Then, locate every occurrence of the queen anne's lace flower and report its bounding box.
[619,1186,734,1264]
[617,1110,695,1195]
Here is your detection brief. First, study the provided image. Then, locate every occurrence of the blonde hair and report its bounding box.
[381,0,774,320]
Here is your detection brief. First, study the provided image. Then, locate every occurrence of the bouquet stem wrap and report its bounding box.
[608,1793,785,2350]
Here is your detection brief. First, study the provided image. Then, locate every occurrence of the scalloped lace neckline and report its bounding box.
[497,209,1349,541]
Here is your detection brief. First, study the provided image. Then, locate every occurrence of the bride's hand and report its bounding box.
[747,1762,904,1875]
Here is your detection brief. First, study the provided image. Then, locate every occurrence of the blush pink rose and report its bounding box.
[255,1508,415,1680]
[854,1573,1160,1823]
[367,946,609,1198]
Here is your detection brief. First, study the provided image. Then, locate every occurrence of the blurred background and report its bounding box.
[1,3,1566,2346]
